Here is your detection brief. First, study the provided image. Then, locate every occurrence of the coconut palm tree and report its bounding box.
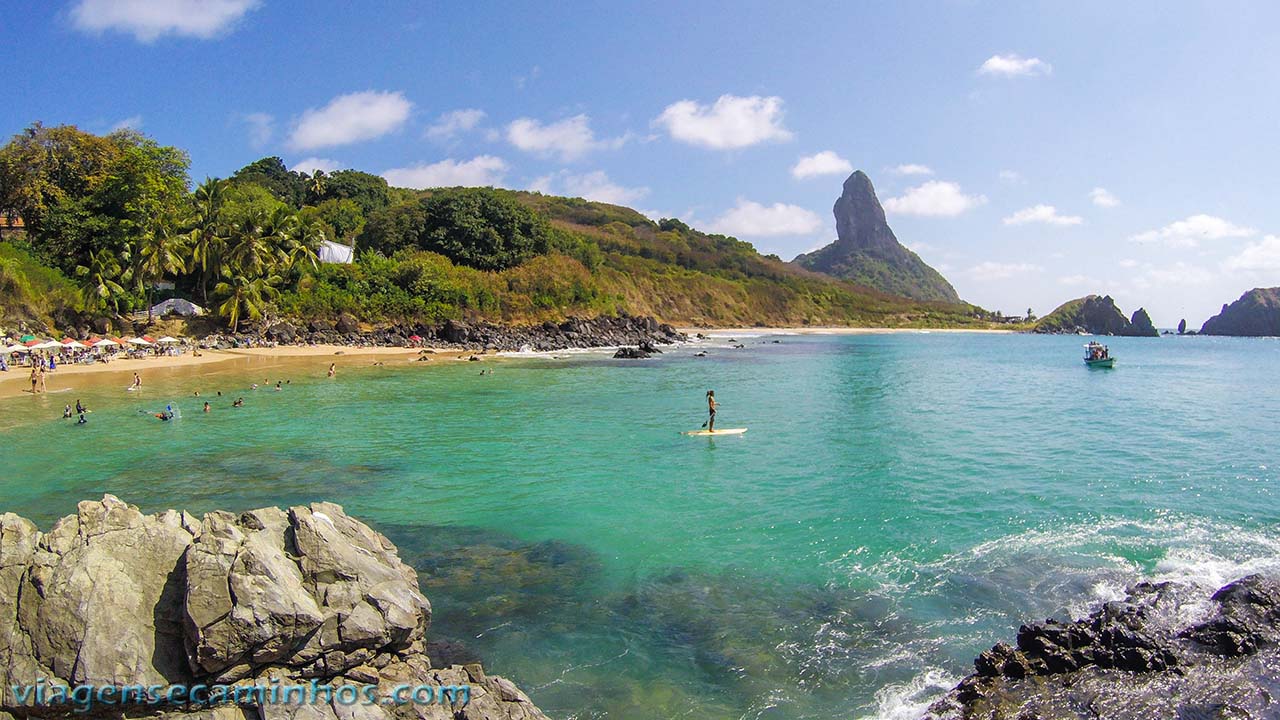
[306,170,327,204]
[214,273,281,333]
[188,177,227,305]
[75,248,131,314]
[136,221,190,322]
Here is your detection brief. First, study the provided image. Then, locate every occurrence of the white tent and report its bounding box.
[31,340,62,350]
[157,336,180,344]
[150,298,205,317]
[319,240,354,264]
[2,344,28,354]
[128,337,154,346]
[61,340,89,349]
[91,338,120,348]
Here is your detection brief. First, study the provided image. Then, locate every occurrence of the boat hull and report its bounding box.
[1084,357,1116,368]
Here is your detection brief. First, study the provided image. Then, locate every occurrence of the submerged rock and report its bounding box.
[0,496,548,720]
[928,575,1280,719]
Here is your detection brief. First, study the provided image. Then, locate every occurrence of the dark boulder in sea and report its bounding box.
[1200,287,1280,336]
[1033,295,1159,336]
[792,171,961,302]
[928,574,1280,719]
[613,346,651,358]
[0,496,549,720]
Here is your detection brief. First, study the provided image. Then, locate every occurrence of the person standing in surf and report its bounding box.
[706,390,717,431]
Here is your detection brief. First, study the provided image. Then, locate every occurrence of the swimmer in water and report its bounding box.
[203,401,211,413]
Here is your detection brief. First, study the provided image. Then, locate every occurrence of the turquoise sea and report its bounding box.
[3,332,1278,719]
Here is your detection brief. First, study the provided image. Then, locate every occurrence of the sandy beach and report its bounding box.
[0,345,474,400]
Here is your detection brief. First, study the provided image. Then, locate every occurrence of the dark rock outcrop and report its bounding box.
[0,496,548,720]
[203,314,685,353]
[1033,295,1159,336]
[929,575,1280,720]
[792,171,960,302]
[1201,287,1280,336]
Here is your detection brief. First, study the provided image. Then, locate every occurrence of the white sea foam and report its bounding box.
[859,667,959,720]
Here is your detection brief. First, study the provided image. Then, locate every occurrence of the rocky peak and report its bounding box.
[793,171,960,303]
[1201,287,1280,336]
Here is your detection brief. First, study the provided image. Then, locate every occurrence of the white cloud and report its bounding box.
[71,0,259,41]
[998,169,1024,183]
[1129,214,1256,248]
[1003,204,1083,226]
[109,115,143,132]
[791,151,853,179]
[883,181,987,217]
[1223,235,1280,273]
[653,94,792,150]
[978,53,1052,77]
[291,157,342,175]
[709,199,822,237]
[531,170,649,206]
[966,261,1043,281]
[1132,262,1216,290]
[426,109,486,141]
[382,156,507,189]
[288,90,413,151]
[1119,258,1140,268]
[890,164,934,176]
[243,112,273,148]
[1058,274,1091,286]
[1090,187,1120,208]
[506,115,624,161]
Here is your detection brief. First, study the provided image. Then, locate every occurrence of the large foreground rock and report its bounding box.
[927,575,1280,719]
[0,496,548,720]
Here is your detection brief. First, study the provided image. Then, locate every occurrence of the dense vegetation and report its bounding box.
[0,123,996,334]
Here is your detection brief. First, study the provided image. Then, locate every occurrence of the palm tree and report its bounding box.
[215,273,281,333]
[306,171,327,204]
[225,209,277,279]
[188,177,227,305]
[284,218,325,274]
[75,249,131,314]
[136,222,191,322]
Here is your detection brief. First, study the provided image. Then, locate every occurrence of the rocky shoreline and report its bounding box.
[0,496,549,720]
[926,575,1280,719]
[195,314,686,353]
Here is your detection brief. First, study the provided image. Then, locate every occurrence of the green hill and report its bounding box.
[0,123,998,334]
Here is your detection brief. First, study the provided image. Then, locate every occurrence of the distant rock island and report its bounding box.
[793,171,960,302]
[1200,287,1280,336]
[1034,295,1158,336]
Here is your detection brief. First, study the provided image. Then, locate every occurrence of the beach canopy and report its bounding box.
[128,337,154,346]
[31,340,63,350]
[156,336,180,344]
[91,338,120,347]
[2,344,28,354]
[61,340,88,349]
[18,334,35,342]
[408,335,423,341]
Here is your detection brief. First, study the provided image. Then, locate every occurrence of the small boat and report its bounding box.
[1083,341,1115,368]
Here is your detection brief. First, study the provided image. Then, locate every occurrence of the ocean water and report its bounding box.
[2,332,1278,719]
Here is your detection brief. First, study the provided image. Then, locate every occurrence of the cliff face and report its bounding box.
[1034,295,1159,336]
[0,496,547,720]
[1200,287,1280,336]
[927,575,1280,720]
[792,171,961,303]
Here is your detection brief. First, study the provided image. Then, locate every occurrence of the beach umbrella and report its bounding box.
[128,337,153,346]
[32,340,63,350]
[92,338,120,347]
[18,334,35,343]
[2,344,28,354]
[62,340,89,350]
[409,335,423,341]
[156,336,179,344]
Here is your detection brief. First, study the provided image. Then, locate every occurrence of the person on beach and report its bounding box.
[76,399,86,414]
[37,365,46,393]
[30,367,38,394]
[63,404,72,419]
[328,363,336,377]
[131,372,141,390]
[706,390,718,431]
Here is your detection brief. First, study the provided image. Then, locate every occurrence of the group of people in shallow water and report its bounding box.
[61,398,90,424]
[63,373,298,425]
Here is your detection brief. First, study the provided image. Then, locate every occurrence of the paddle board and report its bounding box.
[682,428,748,436]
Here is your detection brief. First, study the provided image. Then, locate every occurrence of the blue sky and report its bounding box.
[5,1,1280,326]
